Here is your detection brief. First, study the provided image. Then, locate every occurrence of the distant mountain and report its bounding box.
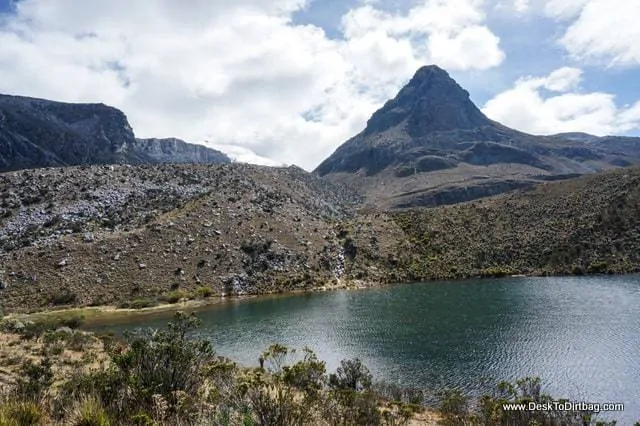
[315,66,640,208]
[552,133,640,160]
[0,94,229,172]
[133,138,230,165]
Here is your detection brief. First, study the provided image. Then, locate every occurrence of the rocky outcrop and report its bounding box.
[0,94,229,172]
[0,94,139,171]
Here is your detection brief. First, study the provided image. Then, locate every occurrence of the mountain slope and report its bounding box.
[390,166,640,280]
[315,66,640,209]
[1,163,640,313]
[0,94,229,171]
[0,163,371,312]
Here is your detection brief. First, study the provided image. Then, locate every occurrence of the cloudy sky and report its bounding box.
[1,0,639,169]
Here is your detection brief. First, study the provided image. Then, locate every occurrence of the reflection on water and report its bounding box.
[91,276,640,423]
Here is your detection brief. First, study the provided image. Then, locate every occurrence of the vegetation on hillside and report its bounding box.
[388,167,640,280]
[1,165,640,314]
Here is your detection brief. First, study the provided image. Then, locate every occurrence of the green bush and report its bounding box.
[329,358,372,392]
[243,373,315,426]
[73,398,111,426]
[282,348,326,394]
[163,290,190,304]
[48,289,78,306]
[439,388,468,419]
[109,312,215,417]
[15,358,54,400]
[587,260,608,274]
[129,413,154,426]
[118,299,157,310]
[195,286,214,298]
[0,400,43,426]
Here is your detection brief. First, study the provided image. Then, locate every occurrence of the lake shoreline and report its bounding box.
[3,279,378,326]
[4,272,636,327]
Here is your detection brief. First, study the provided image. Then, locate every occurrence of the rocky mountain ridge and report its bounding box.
[0,94,230,172]
[315,66,640,208]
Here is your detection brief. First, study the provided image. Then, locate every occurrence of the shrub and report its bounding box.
[163,290,190,304]
[109,312,215,416]
[0,400,43,426]
[129,413,154,426]
[260,344,293,375]
[195,286,214,299]
[15,358,54,400]
[329,358,372,392]
[58,314,85,329]
[326,389,382,426]
[118,299,157,310]
[282,347,326,394]
[587,260,608,274]
[439,389,468,419]
[72,397,111,426]
[49,290,78,306]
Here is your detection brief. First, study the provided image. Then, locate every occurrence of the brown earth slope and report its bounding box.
[0,163,406,313]
[1,164,640,314]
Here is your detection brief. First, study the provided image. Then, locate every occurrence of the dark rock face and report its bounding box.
[394,180,534,208]
[315,65,640,208]
[0,94,229,172]
[368,65,488,137]
[459,142,552,170]
[0,94,140,171]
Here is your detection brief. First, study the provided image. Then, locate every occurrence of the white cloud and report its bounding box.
[482,67,640,135]
[0,0,504,170]
[544,0,640,66]
[513,0,530,12]
[211,144,286,167]
[427,26,504,71]
[544,0,590,18]
[541,67,582,92]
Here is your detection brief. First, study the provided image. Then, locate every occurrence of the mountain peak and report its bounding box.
[410,64,451,81]
[363,65,489,137]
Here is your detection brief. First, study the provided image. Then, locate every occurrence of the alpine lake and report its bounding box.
[89,275,640,424]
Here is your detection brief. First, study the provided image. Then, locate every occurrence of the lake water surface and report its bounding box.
[91,276,640,423]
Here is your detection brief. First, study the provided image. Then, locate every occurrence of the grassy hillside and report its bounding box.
[388,167,640,280]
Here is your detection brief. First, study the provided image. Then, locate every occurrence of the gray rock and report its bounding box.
[132,138,230,165]
[0,94,230,174]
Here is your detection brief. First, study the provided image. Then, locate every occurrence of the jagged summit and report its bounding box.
[315,65,640,209]
[364,65,489,136]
